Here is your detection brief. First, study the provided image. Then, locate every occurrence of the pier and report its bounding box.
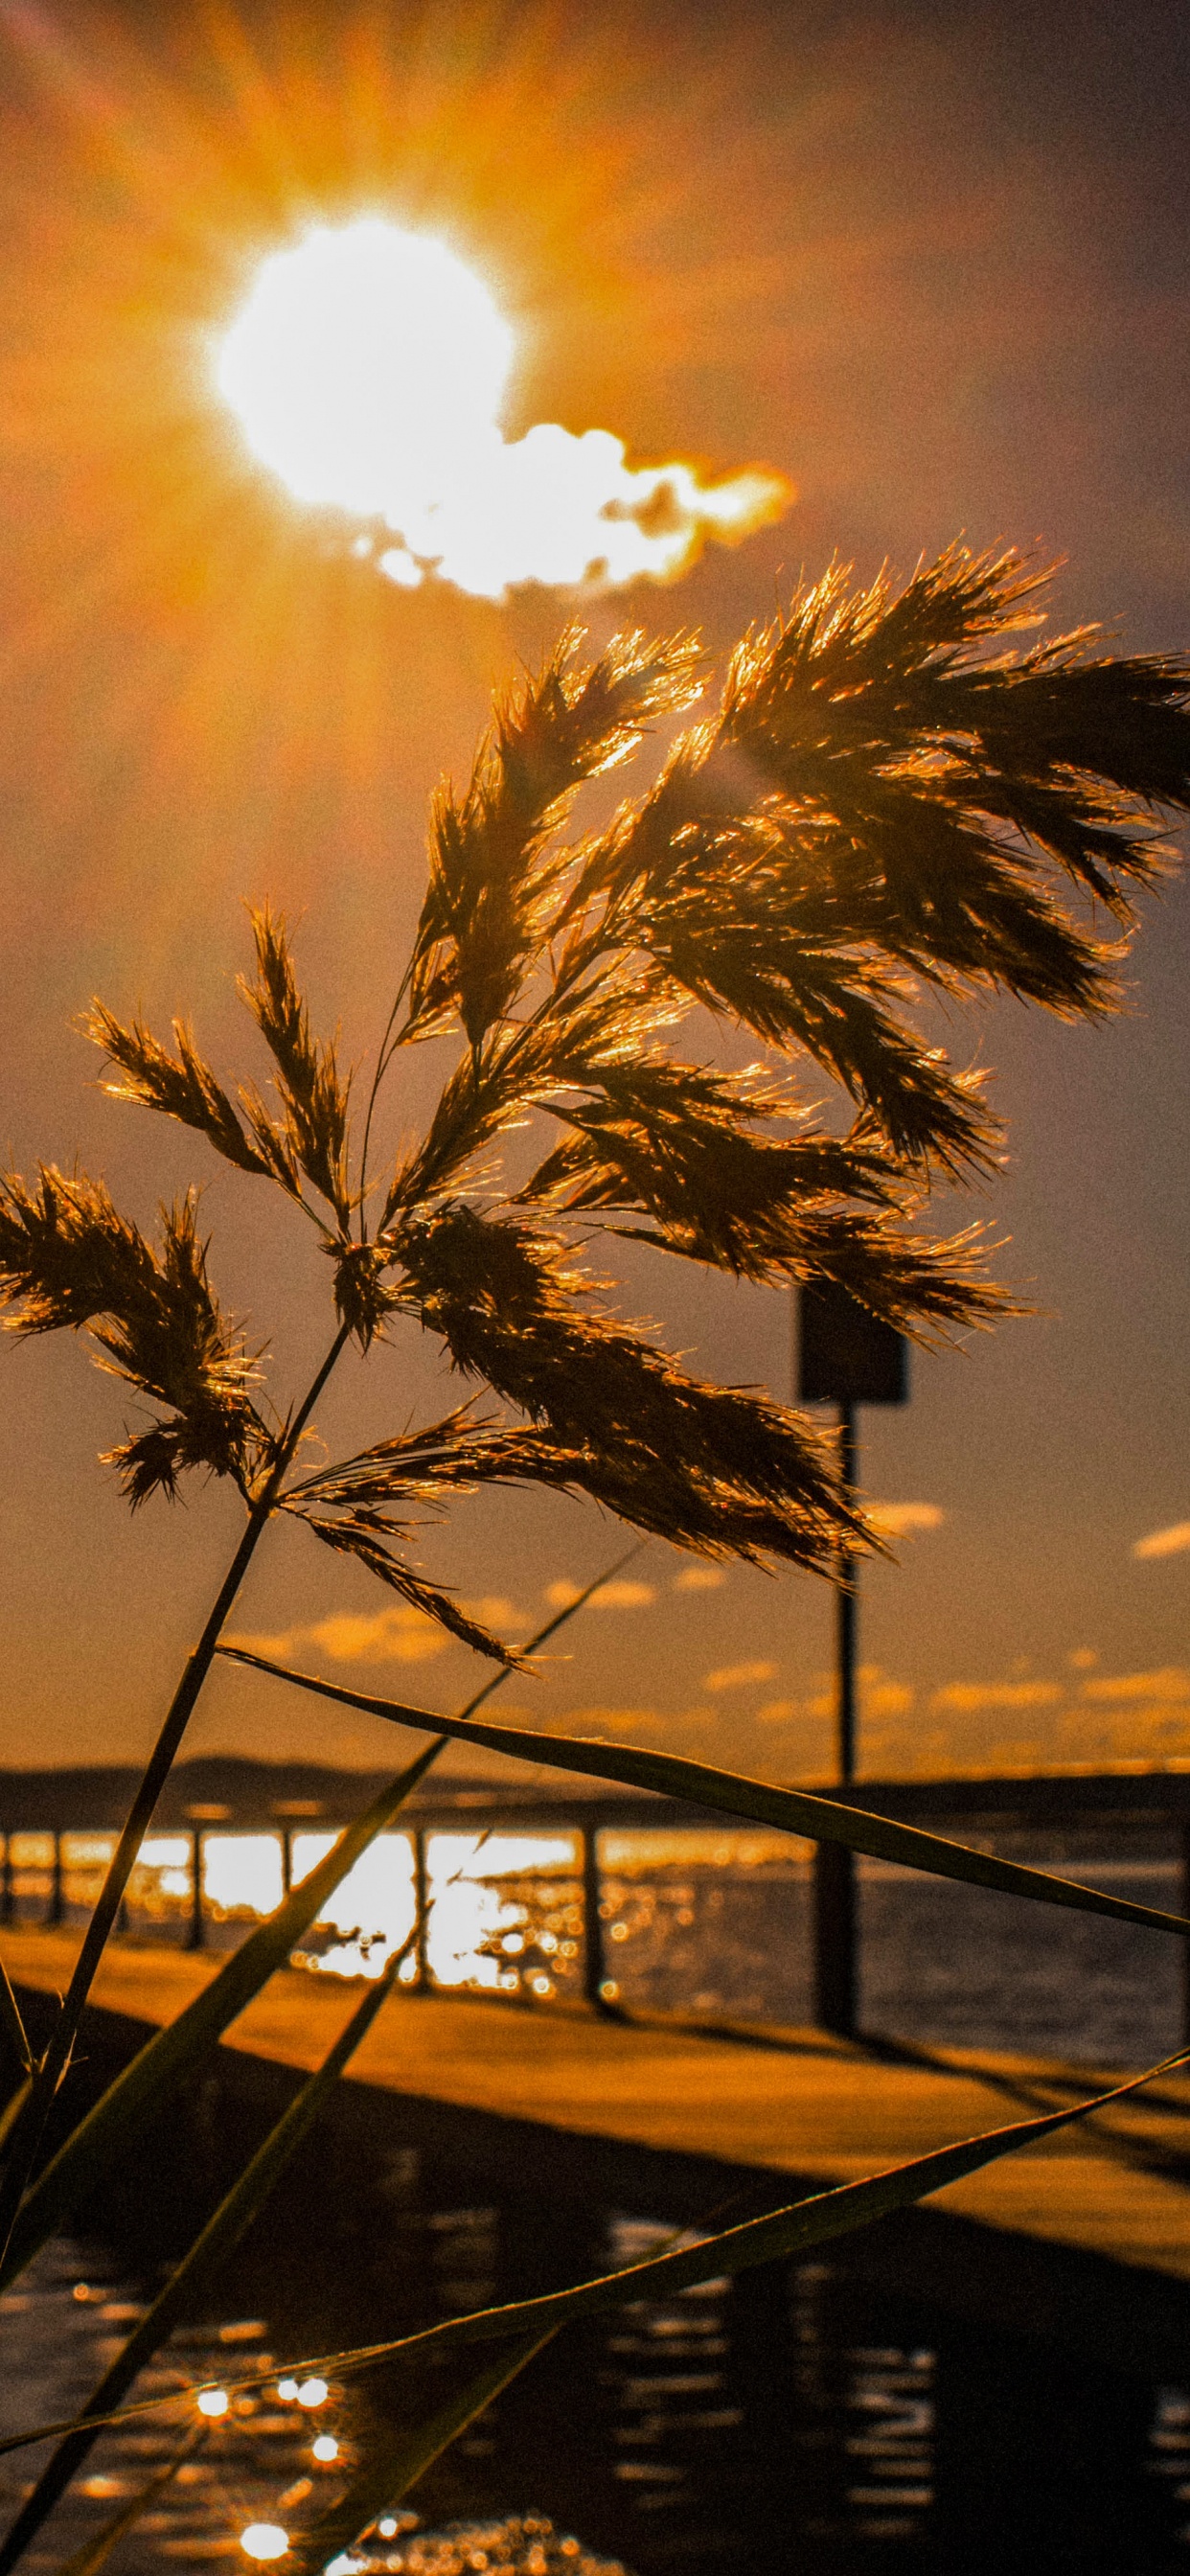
[2,1756,1189,2335]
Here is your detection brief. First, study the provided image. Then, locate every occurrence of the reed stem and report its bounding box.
[0,1321,353,2271]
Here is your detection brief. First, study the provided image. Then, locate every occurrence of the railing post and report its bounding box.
[186,1828,205,1952]
[581,1821,610,2012]
[1,1834,12,1927]
[1180,1822,1190,2052]
[412,1829,429,1988]
[280,1829,292,1897]
[48,1831,64,1928]
[812,1840,858,2036]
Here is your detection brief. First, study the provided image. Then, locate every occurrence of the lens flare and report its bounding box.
[216,218,790,599]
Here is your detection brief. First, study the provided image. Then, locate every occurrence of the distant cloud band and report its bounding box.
[544,1577,656,1610]
[929,1679,1062,1714]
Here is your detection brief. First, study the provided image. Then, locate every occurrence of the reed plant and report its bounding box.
[0,544,1188,2570]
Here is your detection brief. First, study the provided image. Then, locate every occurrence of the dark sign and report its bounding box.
[797,1280,908,1406]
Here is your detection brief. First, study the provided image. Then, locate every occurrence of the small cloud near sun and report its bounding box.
[671,1564,727,1592]
[225,1604,448,1666]
[226,1595,521,1665]
[215,219,790,601]
[1133,1520,1190,1560]
[544,1577,656,1610]
[867,1501,945,1538]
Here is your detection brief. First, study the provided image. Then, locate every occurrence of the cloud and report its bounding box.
[671,1565,727,1593]
[928,1680,1063,1714]
[704,1659,779,1691]
[867,1502,945,1537]
[561,1705,677,1737]
[1080,1667,1190,1704]
[758,1671,914,1725]
[375,433,790,603]
[1133,1521,1190,1560]
[461,1595,523,1632]
[866,1681,915,1719]
[1068,1647,1098,1669]
[543,1577,657,1611]
[225,1604,451,1667]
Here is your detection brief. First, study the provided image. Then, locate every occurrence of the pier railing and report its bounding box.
[2,1760,1189,2033]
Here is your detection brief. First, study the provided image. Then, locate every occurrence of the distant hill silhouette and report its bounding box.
[0,1755,509,1829]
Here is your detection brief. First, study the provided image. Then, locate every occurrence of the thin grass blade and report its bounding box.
[0,1965,30,2078]
[0,2079,31,2161]
[215,1651,1190,1941]
[0,1317,355,2287]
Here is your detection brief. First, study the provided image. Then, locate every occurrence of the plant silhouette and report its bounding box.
[1,543,1189,2570]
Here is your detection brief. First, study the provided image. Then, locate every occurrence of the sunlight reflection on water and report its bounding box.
[27,1824,594,1993]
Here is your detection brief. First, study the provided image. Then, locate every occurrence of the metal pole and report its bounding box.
[412,1830,429,1989]
[48,1832,64,1928]
[186,1829,205,1952]
[812,1402,858,2037]
[280,1829,292,1898]
[836,1403,858,1786]
[581,1822,610,2012]
[0,1837,11,1928]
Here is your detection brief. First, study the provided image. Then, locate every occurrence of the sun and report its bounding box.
[215,216,789,599]
[216,218,515,521]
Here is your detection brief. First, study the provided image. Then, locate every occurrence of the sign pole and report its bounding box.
[837,1399,858,1784]
[812,1399,858,2036]
[796,1284,907,2041]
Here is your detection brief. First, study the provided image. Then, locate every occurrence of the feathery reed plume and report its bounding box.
[238,906,354,1227]
[406,625,704,1047]
[86,1004,278,1180]
[0,1170,264,1504]
[7,545,1190,1614]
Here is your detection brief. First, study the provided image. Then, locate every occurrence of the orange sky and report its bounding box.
[0,0,1187,1780]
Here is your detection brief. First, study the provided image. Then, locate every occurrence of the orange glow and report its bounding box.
[0,5,788,649]
[0,5,792,834]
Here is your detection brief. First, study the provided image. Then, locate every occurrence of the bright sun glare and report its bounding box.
[216,218,789,600]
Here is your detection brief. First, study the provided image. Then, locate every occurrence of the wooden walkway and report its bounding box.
[4,1925,1190,2288]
